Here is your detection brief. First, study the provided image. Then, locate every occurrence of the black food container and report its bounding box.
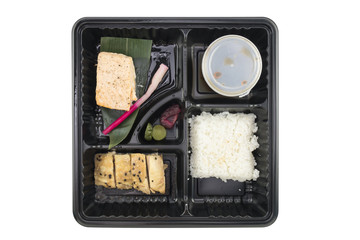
[72,17,278,227]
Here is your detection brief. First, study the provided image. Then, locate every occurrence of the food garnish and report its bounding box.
[151,125,166,141]
[144,123,153,141]
[160,104,181,129]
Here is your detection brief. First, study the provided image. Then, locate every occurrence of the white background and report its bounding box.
[1,0,359,239]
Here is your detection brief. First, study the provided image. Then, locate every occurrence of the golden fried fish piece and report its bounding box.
[146,154,166,194]
[130,153,150,194]
[94,153,116,188]
[114,154,132,189]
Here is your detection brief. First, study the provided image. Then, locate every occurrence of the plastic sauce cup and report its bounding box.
[202,35,262,97]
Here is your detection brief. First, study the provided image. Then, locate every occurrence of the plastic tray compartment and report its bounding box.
[73,17,278,227]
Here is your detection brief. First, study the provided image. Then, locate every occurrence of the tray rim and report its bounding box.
[72,16,278,227]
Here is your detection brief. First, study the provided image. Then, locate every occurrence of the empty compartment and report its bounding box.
[186,28,270,104]
[80,148,184,218]
[80,28,184,146]
[197,178,245,196]
[187,106,270,218]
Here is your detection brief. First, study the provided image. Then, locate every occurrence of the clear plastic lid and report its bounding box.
[202,35,262,97]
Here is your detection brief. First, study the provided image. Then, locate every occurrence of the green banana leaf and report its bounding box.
[100,37,152,149]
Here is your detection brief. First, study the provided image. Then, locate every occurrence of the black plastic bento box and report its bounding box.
[72,17,278,227]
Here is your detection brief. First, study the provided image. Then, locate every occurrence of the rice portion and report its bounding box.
[189,112,259,182]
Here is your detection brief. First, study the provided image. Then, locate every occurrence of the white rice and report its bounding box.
[189,112,260,182]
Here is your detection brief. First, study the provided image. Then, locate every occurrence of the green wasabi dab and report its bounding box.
[152,125,167,141]
[144,123,153,141]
